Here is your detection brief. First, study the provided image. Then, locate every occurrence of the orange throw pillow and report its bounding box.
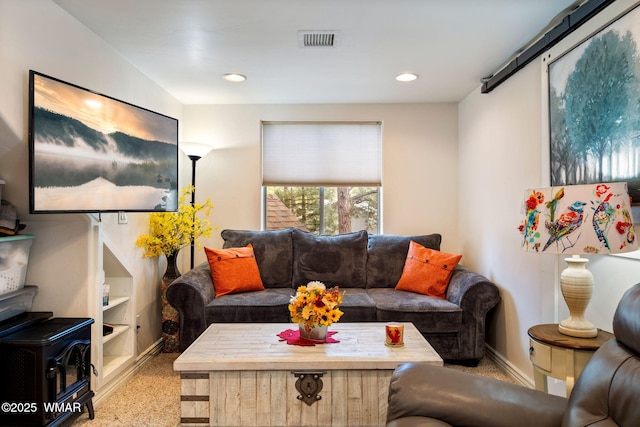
[205,244,265,297]
[395,241,462,299]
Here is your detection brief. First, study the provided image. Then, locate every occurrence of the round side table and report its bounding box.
[528,324,614,396]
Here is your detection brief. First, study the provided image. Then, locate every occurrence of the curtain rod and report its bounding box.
[481,0,615,94]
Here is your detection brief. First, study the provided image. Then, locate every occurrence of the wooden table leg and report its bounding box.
[565,349,575,396]
[533,368,548,393]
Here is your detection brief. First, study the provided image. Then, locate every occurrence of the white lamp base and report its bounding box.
[558,255,598,338]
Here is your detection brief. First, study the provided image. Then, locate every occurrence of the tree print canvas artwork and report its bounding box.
[549,5,640,203]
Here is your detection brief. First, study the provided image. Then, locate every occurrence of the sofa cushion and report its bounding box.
[366,233,442,288]
[338,288,377,322]
[205,288,293,323]
[292,229,369,288]
[395,241,462,299]
[367,288,462,333]
[204,245,265,297]
[221,228,293,288]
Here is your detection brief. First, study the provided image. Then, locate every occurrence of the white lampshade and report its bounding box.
[180,142,214,159]
[519,182,637,338]
[520,182,636,255]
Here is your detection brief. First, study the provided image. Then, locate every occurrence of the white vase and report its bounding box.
[299,323,328,342]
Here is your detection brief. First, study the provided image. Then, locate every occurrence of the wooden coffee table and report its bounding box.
[174,322,443,427]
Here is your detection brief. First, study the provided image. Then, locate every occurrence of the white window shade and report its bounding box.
[262,122,382,186]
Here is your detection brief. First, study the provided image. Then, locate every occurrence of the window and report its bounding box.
[262,122,382,235]
[265,186,379,234]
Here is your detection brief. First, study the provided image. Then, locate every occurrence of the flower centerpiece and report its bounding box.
[289,281,344,342]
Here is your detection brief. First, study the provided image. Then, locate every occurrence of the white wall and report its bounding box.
[0,0,184,354]
[182,103,460,268]
[458,0,640,384]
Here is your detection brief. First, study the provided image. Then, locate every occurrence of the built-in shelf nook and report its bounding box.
[92,220,136,391]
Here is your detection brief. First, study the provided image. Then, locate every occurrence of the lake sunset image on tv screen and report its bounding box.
[30,72,178,213]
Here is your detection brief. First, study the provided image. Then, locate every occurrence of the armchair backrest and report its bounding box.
[563,282,640,426]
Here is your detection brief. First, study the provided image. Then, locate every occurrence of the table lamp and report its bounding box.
[519,182,637,338]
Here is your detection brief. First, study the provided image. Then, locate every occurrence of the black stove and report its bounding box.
[0,312,95,426]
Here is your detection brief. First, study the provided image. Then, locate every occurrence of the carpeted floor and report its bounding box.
[71,353,181,427]
[70,352,516,427]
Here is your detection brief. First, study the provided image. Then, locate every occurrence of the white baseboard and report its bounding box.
[92,339,163,406]
[485,344,534,388]
[135,338,165,364]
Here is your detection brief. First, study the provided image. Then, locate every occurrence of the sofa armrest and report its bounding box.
[387,416,452,427]
[387,363,567,427]
[447,266,500,326]
[444,266,500,361]
[446,266,499,311]
[165,262,215,351]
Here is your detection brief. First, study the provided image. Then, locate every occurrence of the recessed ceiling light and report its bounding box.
[396,73,418,82]
[222,73,246,82]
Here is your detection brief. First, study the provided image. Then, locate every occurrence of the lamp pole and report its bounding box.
[181,141,214,270]
[188,154,201,270]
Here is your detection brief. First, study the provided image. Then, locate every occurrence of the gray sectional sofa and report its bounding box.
[165,228,500,364]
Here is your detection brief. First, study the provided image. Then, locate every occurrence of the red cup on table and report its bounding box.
[385,322,404,346]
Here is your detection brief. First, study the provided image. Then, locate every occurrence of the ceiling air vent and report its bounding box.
[298,30,341,48]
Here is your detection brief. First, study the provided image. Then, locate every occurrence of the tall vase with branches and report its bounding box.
[136,185,214,352]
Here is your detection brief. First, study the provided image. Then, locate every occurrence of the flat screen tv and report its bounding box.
[28,70,179,213]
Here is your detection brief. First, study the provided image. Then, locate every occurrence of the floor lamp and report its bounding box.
[180,142,215,269]
[519,182,637,337]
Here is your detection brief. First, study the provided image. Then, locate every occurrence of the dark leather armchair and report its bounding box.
[386,282,640,427]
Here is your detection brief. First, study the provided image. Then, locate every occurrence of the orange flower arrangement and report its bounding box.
[289,281,344,328]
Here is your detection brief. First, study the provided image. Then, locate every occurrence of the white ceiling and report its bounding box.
[53,0,580,105]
